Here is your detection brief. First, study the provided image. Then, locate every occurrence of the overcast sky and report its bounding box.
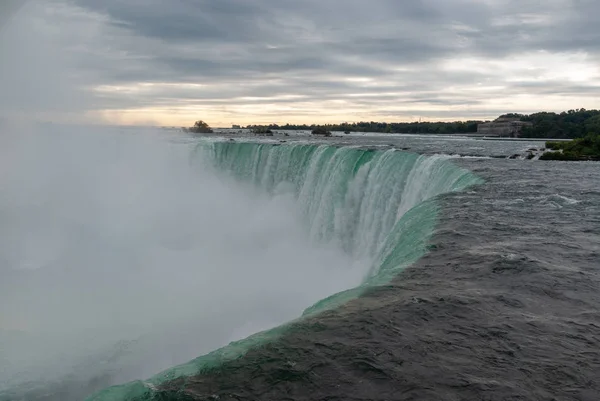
[1,0,599,126]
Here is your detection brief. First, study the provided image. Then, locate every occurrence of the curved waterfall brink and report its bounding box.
[87,141,482,401]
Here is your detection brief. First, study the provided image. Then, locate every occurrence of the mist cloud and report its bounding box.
[0,125,366,391]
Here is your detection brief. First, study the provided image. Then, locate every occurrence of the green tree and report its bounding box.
[585,115,600,135]
[189,120,213,133]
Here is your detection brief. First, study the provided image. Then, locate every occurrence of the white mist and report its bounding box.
[0,123,366,391]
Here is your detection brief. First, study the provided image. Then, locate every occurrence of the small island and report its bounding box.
[251,126,274,136]
[540,133,600,161]
[311,127,332,137]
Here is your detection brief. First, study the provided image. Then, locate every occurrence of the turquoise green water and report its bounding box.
[87,141,482,401]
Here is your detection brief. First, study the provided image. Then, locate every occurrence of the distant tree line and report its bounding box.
[245,109,600,138]
[245,121,482,134]
[511,109,600,139]
[187,108,600,139]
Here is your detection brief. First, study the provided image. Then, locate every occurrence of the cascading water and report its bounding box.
[86,139,482,401]
[205,141,479,288]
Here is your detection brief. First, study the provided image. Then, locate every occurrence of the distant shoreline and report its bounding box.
[209,128,562,142]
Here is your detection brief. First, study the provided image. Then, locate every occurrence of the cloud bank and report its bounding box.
[1,0,599,125]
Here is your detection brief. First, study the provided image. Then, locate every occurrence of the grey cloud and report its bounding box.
[74,0,271,43]
[2,0,599,123]
[460,1,600,56]
[511,81,600,96]
[0,1,97,120]
[70,0,599,76]
[0,0,26,29]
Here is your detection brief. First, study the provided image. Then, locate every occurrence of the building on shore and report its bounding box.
[477,117,533,137]
[232,124,241,129]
